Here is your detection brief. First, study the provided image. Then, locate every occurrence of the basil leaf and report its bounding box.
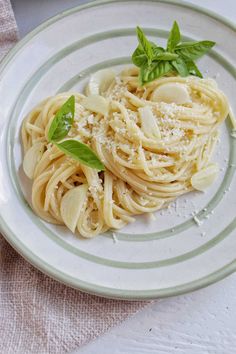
[136,26,153,63]
[151,44,165,56]
[132,44,148,67]
[56,140,105,171]
[149,44,166,58]
[48,95,75,142]
[176,40,215,60]
[140,61,172,84]
[172,57,189,77]
[185,60,203,78]
[132,43,164,68]
[153,52,178,61]
[167,21,181,51]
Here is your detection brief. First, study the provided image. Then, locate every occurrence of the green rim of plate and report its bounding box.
[0,0,236,299]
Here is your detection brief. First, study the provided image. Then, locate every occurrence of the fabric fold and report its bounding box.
[0,0,19,58]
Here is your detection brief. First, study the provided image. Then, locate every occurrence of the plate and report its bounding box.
[0,0,236,300]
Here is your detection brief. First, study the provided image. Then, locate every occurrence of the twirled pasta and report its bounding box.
[21,67,230,238]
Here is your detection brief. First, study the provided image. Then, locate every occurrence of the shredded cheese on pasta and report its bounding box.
[21,67,231,238]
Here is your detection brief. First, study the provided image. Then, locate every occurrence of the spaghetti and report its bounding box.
[21,67,230,237]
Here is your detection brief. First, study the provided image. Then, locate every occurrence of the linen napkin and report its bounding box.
[0,1,149,353]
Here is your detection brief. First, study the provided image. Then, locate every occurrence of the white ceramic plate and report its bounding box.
[0,0,236,300]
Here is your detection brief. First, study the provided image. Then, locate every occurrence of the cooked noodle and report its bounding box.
[21,67,230,238]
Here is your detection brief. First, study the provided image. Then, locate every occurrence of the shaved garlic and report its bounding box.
[81,95,109,115]
[138,106,161,139]
[23,142,45,179]
[146,212,156,221]
[191,164,218,191]
[229,106,236,130]
[86,69,116,96]
[60,184,88,233]
[151,83,191,104]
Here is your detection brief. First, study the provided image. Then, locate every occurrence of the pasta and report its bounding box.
[21,67,230,238]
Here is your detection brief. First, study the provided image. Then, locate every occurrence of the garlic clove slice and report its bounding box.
[81,95,109,115]
[138,106,161,139]
[86,69,116,96]
[23,142,45,179]
[151,83,191,104]
[60,184,88,233]
[191,164,218,191]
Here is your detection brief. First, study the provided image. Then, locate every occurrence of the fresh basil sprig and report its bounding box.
[185,60,203,78]
[171,57,189,77]
[55,140,105,171]
[167,20,181,52]
[175,41,215,60]
[132,21,215,85]
[136,26,153,65]
[47,95,105,171]
[140,61,172,83]
[48,95,75,142]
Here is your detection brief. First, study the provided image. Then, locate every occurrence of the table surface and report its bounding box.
[11,0,236,353]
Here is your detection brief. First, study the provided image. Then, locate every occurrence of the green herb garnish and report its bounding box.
[55,140,105,171]
[132,21,215,85]
[48,95,105,171]
[48,95,75,142]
